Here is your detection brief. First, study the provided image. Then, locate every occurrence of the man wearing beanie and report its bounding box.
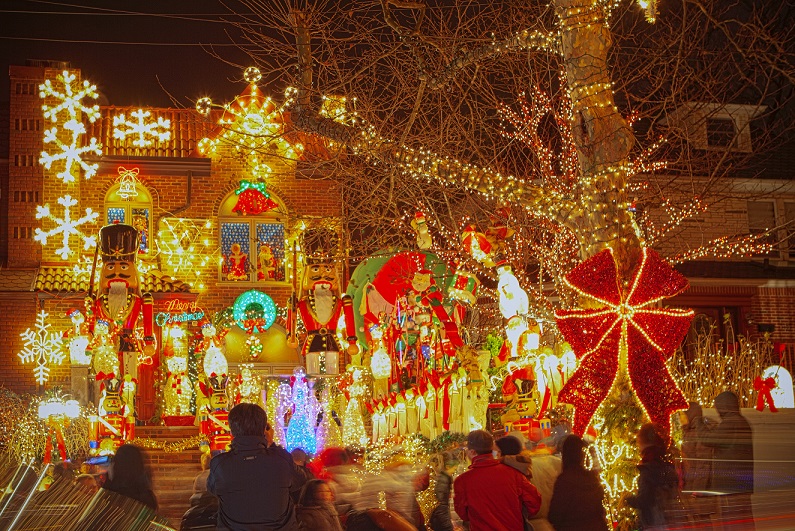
[454,430,541,531]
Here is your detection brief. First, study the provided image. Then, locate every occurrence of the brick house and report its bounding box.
[1,61,794,419]
[1,62,344,420]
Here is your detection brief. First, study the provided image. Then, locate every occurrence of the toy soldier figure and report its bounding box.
[287,232,357,375]
[86,223,155,417]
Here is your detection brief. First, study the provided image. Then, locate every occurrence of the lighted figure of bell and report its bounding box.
[496,261,529,319]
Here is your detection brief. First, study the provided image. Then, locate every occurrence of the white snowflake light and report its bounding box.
[18,310,65,385]
[113,109,171,147]
[38,70,102,182]
[35,195,99,260]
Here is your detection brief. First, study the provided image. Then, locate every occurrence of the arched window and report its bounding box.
[218,188,287,283]
[105,182,153,255]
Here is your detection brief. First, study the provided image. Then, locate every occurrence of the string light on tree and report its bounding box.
[18,311,65,385]
[113,109,171,147]
[35,195,99,260]
[38,70,101,183]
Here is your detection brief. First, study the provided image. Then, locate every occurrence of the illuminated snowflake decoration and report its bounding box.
[113,109,171,147]
[38,70,102,182]
[156,218,216,290]
[35,195,99,260]
[18,310,65,385]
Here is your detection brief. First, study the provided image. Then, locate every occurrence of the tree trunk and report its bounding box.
[556,0,642,276]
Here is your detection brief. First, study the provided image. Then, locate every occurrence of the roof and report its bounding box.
[675,260,795,280]
[0,269,37,292]
[86,106,215,159]
[34,267,192,294]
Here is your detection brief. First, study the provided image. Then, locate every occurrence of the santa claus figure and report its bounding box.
[86,223,155,419]
[288,255,358,376]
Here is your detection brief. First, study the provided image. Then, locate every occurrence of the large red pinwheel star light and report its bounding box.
[555,247,694,436]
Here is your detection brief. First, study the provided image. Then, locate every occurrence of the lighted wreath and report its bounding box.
[233,290,277,334]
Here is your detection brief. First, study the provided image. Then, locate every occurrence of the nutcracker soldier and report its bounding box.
[287,251,358,376]
[86,224,155,429]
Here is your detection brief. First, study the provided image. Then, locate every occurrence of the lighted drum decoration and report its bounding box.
[233,290,278,333]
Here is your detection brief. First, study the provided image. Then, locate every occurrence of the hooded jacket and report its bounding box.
[453,453,541,531]
[207,436,302,531]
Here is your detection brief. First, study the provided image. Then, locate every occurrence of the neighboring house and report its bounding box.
[654,102,795,358]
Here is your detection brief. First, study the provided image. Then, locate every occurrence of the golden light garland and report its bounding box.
[130,434,207,453]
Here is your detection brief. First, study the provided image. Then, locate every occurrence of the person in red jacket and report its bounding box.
[454,430,541,531]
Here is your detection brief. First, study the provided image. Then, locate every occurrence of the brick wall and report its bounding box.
[752,286,795,342]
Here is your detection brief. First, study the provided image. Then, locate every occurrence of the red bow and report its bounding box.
[555,248,693,437]
[754,376,778,412]
[96,371,115,381]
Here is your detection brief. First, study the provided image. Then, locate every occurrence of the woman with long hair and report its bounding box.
[296,479,343,531]
[548,434,608,531]
[102,444,158,511]
[626,423,681,529]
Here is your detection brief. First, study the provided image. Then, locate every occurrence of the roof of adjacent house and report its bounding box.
[33,266,192,294]
[675,260,795,279]
[0,269,38,292]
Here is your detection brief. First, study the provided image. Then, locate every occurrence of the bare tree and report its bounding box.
[215,0,794,524]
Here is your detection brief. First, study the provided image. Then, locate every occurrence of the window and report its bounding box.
[786,202,795,260]
[706,118,735,148]
[13,227,33,239]
[14,83,37,95]
[105,184,153,255]
[747,200,777,256]
[14,119,40,131]
[14,155,36,167]
[13,191,39,202]
[218,190,287,283]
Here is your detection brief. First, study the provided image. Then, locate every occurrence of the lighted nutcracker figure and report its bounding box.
[287,255,358,376]
[85,223,155,425]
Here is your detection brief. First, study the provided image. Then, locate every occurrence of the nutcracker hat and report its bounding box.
[301,227,339,265]
[99,223,139,262]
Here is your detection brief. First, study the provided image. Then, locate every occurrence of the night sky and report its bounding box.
[0,0,256,108]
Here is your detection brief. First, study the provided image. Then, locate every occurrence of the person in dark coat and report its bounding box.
[291,448,316,504]
[625,423,680,529]
[429,467,454,531]
[207,402,303,531]
[703,391,755,530]
[295,479,343,531]
[102,444,158,511]
[680,402,716,525]
[548,435,608,531]
[453,429,541,531]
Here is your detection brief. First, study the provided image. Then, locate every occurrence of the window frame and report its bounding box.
[104,183,154,256]
[217,191,290,286]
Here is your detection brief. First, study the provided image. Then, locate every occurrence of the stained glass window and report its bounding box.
[105,183,152,255]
